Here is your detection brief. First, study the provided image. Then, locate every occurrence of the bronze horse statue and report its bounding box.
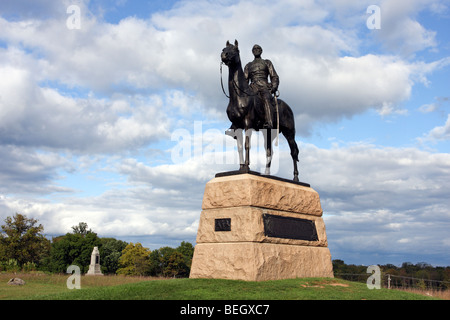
[221,40,300,181]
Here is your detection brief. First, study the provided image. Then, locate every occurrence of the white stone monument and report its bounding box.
[86,246,103,276]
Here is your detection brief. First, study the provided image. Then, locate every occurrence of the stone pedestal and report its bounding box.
[189,172,333,281]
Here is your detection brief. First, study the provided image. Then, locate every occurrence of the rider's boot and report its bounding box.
[263,99,273,129]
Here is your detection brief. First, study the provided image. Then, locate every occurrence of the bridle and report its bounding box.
[220,60,258,99]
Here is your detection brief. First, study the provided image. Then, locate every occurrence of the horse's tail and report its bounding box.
[277,99,299,163]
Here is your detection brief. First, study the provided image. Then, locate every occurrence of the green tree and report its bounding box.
[148,249,162,275]
[0,213,51,266]
[176,241,194,276]
[100,238,128,274]
[332,259,346,274]
[177,241,194,263]
[165,251,188,277]
[149,246,177,277]
[47,223,101,273]
[71,222,92,235]
[148,242,194,277]
[117,242,151,276]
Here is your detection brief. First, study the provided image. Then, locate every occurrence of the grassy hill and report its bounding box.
[1,273,439,301]
[45,278,439,300]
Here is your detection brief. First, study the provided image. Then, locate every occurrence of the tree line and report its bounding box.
[0,213,194,277]
[333,259,450,290]
[3,213,449,285]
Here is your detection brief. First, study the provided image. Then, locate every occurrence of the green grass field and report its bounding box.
[0,273,441,300]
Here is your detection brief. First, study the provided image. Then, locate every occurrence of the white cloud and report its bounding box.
[2,140,449,264]
[0,0,449,265]
[1,0,445,136]
[295,143,450,264]
[276,53,425,133]
[0,60,170,152]
[0,180,201,239]
[418,114,450,143]
[419,103,437,113]
[419,96,450,114]
[0,145,72,194]
[375,0,442,56]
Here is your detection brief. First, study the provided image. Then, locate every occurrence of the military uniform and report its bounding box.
[244,47,279,128]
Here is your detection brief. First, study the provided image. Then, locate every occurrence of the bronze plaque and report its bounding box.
[263,214,318,241]
[215,218,231,232]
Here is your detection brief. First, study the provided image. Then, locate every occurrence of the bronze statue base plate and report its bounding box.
[215,170,310,188]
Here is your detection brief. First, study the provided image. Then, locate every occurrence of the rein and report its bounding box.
[220,61,258,99]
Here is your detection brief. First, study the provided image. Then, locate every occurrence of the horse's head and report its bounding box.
[221,39,240,66]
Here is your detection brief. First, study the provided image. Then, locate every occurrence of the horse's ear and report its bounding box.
[226,40,230,46]
[234,39,239,48]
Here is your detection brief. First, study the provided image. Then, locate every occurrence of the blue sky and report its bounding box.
[0,0,449,267]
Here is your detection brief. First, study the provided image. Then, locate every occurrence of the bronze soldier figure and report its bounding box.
[221,40,299,181]
[244,44,279,129]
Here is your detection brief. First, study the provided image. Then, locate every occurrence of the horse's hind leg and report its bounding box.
[284,131,299,181]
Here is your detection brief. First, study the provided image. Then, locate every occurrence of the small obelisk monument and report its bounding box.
[86,246,103,276]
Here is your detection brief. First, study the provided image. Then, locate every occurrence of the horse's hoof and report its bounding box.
[239,164,250,173]
[225,129,237,139]
[293,175,299,182]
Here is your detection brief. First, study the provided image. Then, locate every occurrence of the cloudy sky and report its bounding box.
[0,0,449,267]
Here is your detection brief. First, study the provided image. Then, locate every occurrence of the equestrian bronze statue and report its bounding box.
[221,40,300,181]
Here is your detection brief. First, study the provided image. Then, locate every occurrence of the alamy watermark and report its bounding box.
[366,265,381,289]
[366,5,381,30]
[171,121,280,174]
[66,4,81,30]
[66,4,381,31]
[66,265,81,289]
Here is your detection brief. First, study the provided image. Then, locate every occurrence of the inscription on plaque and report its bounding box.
[263,214,318,241]
[215,218,231,232]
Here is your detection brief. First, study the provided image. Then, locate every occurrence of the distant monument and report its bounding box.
[189,41,333,281]
[86,246,103,276]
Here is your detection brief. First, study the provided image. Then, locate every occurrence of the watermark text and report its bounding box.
[366,5,381,30]
[171,121,280,174]
[66,265,81,289]
[367,265,381,289]
[66,5,81,30]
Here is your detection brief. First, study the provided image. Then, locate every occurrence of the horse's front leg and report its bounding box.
[263,128,274,175]
[232,129,245,171]
[242,129,252,172]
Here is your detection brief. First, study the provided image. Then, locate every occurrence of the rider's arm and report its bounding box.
[266,60,279,93]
